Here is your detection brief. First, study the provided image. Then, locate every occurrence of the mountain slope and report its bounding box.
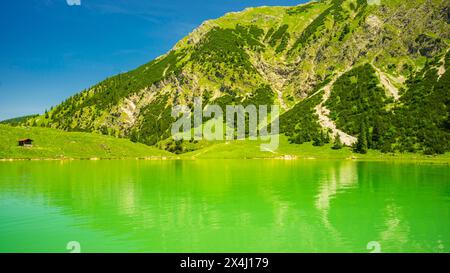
[27,0,450,154]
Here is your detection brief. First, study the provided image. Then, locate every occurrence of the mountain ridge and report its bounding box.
[25,0,450,154]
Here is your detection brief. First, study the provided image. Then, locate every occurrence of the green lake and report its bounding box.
[0,160,448,253]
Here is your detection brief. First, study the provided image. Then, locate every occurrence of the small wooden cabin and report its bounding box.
[18,138,33,147]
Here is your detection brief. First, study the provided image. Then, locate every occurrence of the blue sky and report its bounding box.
[0,0,306,121]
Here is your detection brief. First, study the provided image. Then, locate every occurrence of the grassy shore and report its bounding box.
[180,134,450,163]
[0,125,173,160]
[1,125,449,163]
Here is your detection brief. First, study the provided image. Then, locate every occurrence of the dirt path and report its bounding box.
[314,73,357,146]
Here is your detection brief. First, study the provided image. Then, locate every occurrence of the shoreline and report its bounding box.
[1,154,449,164]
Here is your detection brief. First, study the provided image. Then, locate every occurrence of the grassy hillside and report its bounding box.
[180,134,450,163]
[0,125,173,160]
[0,124,448,162]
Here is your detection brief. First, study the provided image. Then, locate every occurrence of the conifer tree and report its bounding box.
[332,134,343,150]
[355,122,368,154]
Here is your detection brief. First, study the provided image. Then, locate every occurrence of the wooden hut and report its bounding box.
[18,138,33,147]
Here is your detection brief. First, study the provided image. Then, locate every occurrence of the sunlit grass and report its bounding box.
[0,125,172,159]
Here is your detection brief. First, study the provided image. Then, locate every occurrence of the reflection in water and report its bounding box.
[316,162,359,211]
[0,160,448,252]
[315,161,358,250]
[120,181,137,216]
[314,162,414,252]
[380,203,410,252]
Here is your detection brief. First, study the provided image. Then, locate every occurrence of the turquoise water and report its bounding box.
[0,160,448,252]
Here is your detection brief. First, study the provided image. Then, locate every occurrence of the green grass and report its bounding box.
[0,125,173,160]
[181,134,450,163]
[1,125,449,163]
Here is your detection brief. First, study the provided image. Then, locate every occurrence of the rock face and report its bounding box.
[313,71,357,146]
[29,0,450,153]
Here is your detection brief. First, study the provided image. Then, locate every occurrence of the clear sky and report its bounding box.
[0,0,307,121]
